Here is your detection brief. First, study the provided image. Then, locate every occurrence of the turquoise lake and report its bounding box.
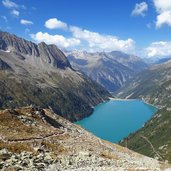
[77,99,158,143]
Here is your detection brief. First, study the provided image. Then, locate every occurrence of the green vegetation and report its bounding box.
[118,62,171,163]
[120,108,171,162]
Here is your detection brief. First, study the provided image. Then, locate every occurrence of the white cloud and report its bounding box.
[153,0,171,13]
[70,26,135,52]
[31,32,81,49]
[20,19,33,25]
[11,9,19,16]
[2,0,20,17]
[156,11,171,28]
[145,41,171,57]
[153,0,171,28]
[2,0,18,9]
[31,18,135,52]
[45,18,68,30]
[132,2,148,16]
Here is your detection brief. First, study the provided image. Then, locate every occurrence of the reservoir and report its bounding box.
[77,99,158,143]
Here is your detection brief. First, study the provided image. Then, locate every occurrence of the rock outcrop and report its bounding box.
[0,106,169,171]
[0,58,11,70]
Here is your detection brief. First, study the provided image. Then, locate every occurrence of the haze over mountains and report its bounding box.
[0,30,110,121]
[66,50,148,92]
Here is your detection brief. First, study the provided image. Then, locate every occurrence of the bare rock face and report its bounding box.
[0,31,71,69]
[0,30,110,121]
[66,50,148,93]
[0,58,11,70]
[0,31,40,56]
[38,42,71,69]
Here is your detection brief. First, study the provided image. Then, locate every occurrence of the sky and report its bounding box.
[0,0,171,58]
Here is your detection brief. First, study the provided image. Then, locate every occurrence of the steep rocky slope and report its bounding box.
[65,51,147,92]
[0,31,110,121]
[117,60,171,163]
[0,106,169,171]
[118,60,171,107]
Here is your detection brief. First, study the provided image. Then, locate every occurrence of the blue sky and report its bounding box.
[0,0,171,58]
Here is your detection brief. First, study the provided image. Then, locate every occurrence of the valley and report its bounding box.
[118,61,171,163]
[77,99,157,143]
[66,50,148,93]
[0,18,171,170]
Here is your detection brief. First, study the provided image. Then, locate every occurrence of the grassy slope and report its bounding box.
[120,108,171,162]
[118,62,171,163]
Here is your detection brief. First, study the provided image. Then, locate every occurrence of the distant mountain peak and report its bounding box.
[66,50,148,92]
[38,41,71,69]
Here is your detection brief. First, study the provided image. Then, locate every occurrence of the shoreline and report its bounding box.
[143,101,159,109]
[77,97,160,123]
[109,97,159,109]
[141,98,160,109]
[109,97,139,101]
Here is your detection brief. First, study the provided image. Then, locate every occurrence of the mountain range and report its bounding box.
[1,30,171,168]
[117,60,171,163]
[0,30,110,122]
[65,50,148,93]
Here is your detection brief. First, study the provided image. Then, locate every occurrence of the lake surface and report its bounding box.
[76,99,158,143]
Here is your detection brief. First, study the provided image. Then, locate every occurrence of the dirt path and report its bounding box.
[0,131,66,143]
[140,135,164,161]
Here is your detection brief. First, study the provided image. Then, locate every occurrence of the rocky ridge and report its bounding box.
[65,50,148,92]
[0,31,70,69]
[0,30,110,121]
[0,106,169,171]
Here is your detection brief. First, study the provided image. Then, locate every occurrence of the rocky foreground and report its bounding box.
[0,107,170,171]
